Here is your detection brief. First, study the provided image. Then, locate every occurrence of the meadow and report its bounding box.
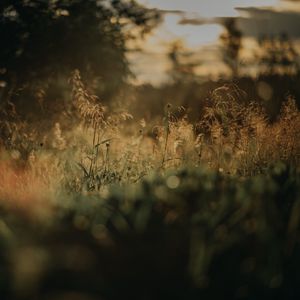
[0,70,299,299]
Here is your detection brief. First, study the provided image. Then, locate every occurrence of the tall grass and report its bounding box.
[0,71,299,198]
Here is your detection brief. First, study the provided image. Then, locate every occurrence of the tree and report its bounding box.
[0,0,160,115]
[220,18,242,77]
[168,40,201,83]
[257,33,299,75]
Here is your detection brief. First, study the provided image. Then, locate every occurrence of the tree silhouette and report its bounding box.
[0,0,160,111]
[220,18,242,77]
[258,33,299,75]
[168,40,201,83]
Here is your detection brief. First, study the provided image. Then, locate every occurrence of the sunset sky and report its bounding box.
[129,0,300,85]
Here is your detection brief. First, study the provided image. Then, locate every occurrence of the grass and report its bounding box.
[0,164,299,299]
[0,71,299,299]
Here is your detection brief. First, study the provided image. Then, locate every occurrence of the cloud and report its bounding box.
[156,9,185,16]
[236,7,300,38]
[178,17,214,26]
[178,6,300,39]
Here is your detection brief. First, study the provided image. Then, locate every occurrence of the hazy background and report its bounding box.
[129,0,300,84]
[1,0,300,129]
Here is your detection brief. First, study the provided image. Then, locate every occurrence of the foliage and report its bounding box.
[257,33,299,75]
[167,40,201,83]
[0,0,160,113]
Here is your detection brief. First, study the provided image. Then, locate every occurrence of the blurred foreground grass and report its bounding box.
[0,163,299,300]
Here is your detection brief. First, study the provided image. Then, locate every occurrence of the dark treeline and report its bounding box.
[130,74,300,122]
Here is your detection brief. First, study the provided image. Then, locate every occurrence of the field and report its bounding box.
[1,1,300,299]
[0,71,299,300]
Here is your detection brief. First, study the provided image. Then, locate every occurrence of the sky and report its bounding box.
[128,0,300,85]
